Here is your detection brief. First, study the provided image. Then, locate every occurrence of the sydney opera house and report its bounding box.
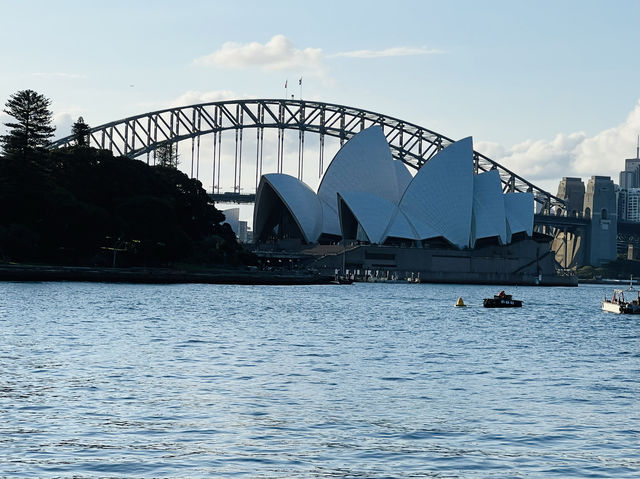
[253,126,572,285]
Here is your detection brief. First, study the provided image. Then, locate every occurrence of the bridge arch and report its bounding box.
[49,98,564,211]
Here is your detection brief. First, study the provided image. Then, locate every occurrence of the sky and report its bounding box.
[1,0,639,219]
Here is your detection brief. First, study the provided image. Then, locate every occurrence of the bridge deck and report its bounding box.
[209,193,256,204]
[533,213,589,228]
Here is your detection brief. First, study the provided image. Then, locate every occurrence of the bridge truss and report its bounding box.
[49,99,565,211]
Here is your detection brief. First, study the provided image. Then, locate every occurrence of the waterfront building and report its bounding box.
[619,170,637,190]
[619,138,640,189]
[251,126,574,285]
[625,188,640,222]
[617,187,628,220]
[624,158,640,188]
[254,126,533,249]
[616,139,640,223]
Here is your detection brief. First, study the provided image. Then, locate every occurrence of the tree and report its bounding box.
[155,141,179,168]
[1,90,55,159]
[71,116,90,146]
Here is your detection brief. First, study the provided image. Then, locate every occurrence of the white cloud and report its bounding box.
[476,99,640,191]
[191,35,440,86]
[331,46,442,59]
[193,34,323,74]
[169,90,240,107]
[572,102,640,174]
[53,112,74,139]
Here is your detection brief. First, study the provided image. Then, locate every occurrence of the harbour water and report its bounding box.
[1,281,638,478]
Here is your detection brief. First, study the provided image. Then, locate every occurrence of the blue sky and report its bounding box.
[1,0,639,197]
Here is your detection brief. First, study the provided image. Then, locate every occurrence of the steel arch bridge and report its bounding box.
[49,98,565,211]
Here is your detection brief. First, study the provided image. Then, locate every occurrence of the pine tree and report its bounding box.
[71,116,90,146]
[1,90,56,159]
[156,141,179,168]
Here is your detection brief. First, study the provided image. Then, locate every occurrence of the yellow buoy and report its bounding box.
[455,297,466,307]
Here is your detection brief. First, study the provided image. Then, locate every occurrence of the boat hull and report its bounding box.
[602,300,640,314]
[601,301,622,314]
[483,298,523,308]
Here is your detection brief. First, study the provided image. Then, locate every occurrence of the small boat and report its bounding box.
[602,289,640,314]
[483,291,522,308]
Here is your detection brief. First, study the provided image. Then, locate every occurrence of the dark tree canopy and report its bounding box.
[0,145,249,267]
[1,89,55,158]
[71,116,90,146]
[0,91,251,267]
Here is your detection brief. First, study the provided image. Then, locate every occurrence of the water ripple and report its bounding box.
[1,282,638,478]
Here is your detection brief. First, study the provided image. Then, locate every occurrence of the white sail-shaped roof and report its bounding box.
[393,160,413,195]
[504,192,534,241]
[318,126,405,213]
[337,192,397,244]
[253,173,323,243]
[471,170,507,246]
[383,208,419,241]
[398,137,475,248]
[252,129,532,249]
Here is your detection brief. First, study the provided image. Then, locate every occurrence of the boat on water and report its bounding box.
[601,289,640,314]
[483,291,522,308]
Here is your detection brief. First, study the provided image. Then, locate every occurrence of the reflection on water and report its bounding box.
[1,282,639,478]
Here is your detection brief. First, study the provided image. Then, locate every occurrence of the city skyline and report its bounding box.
[1,0,639,195]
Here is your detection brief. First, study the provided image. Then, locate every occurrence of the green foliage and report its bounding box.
[71,116,90,146]
[0,145,246,266]
[1,90,55,159]
[577,259,640,279]
[576,265,595,279]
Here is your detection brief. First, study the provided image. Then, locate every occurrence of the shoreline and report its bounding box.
[0,264,333,285]
[2,264,628,288]
[0,263,579,287]
[578,278,637,286]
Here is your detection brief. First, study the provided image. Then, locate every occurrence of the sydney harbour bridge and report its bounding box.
[50,99,565,211]
[50,98,635,268]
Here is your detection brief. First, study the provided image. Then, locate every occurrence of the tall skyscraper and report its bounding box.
[617,136,640,222]
[617,187,628,220]
[620,170,636,189]
[620,136,640,188]
[626,188,640,222]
